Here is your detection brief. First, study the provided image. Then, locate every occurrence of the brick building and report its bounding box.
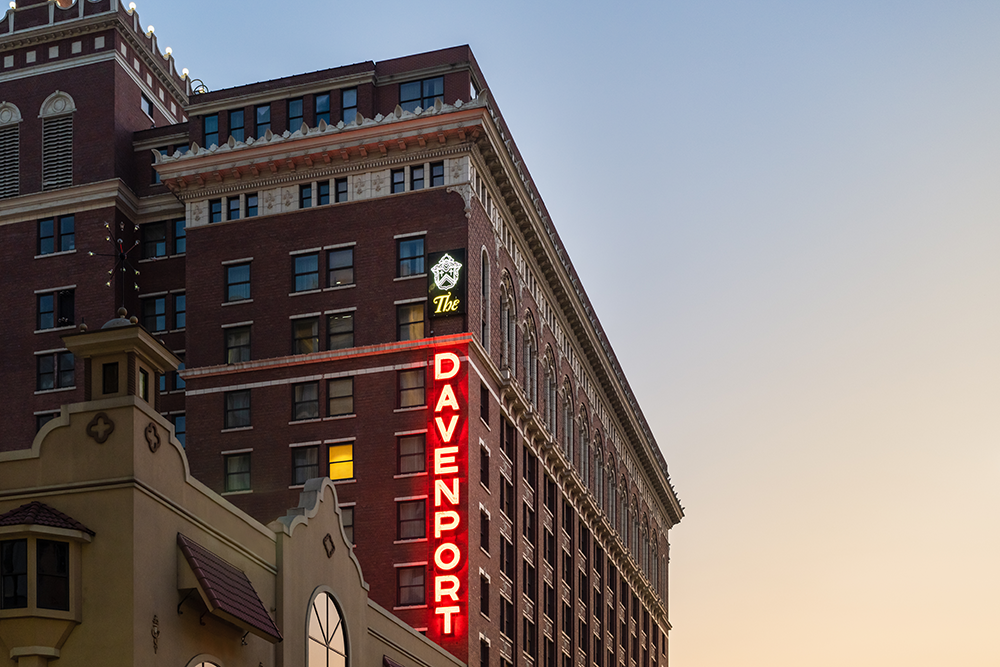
[0,2,684,667]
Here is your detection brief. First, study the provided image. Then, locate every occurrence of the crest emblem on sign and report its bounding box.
[431,253,463,291]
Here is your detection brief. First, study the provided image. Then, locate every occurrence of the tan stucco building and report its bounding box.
[0,316,464,667]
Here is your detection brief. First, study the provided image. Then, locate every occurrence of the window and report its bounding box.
[37,215,74,254]
[328,312,354,350]
[480,382,489,424]
[41,108,73,190]
[431,161,444,187]
[0,111,20,199]
[562,602,573,639]
[318,181,330,205]
[36,289,73,330]
[524,445,537,489]
[1,539,70,612]
[142,221,167,257]
[562,551,572,585]
[225,326,250,364]
[152,146,167,184]
[142,296,166,332]
[292,446,319,485]
[174,294,186,329]
[255,104,270,138]
[501,538,514,579]
[227,197,240,221]
[398,434,425,474]
[209,199,222,223]
[328,378,353,416]
[328,442,354,480]
[225,263,250,301]
[36,351,73,391]
[411,165,425,191]
[397,500,425,540]
[545,475,556,514]
[399,76,444,113]
[140,93,152,117]
[397,566,425,606]
[139,368,149,402]
[224,452,250,492]
[293,382,320,421]
[224,390,250,429]
[341,88,357,123]
[544,582,555,619]
[397,303,425,341]
[523,503,536,544]
[288,98,303,131]
[523,619,537,659]
[480,509,490,552]
[35,413,57,432]
[246,193,259,217]
[523,560,536,602]
[391,168,405,194]
[102,362,118,394]
[544,529,555,566]
[293,317,320,354]
[480,446,490,489]
[229,109,244,142]
[335,177,348,203]
[0,539,27,609]
[398,368,425,408]
[204,113,219,147]
[328,247,354,286]
[503,418,516,460]
[293,253,319,292]
[171,413,186,447]
[500,597,513,639]
[339,506,354,544]
[300,183,312,209]
[315,94,330,125]
[397,236,424,276]
[174,219,186,253]
[480,574,490,617]
[308,591,348,667]
[501,479,513,519]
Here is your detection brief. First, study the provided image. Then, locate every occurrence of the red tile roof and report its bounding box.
[0,501,94,535]
[176,533,282,642]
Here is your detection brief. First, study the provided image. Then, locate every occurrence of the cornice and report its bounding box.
[0,178,136,225]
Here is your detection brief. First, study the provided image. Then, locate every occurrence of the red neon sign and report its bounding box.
[430,349,467,636]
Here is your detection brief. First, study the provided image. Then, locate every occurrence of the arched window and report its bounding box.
[0,102,22,199]
[499,275,516,370]
[561,384,574,460]
[39,91,76,191]
[523,312,538,408]
[608,471,617,527]
[618,477,627,538]
[641,520,649,576]
[543,350,557,435]
[631,497,639,560]
[480,248,490,352]
[651,537,659,594]
[594,440,604,509]
[579,418,589,488]
[184,657,223,667]
[308,590,348,667]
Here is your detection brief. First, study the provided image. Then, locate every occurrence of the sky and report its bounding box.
[135,1,1000,664]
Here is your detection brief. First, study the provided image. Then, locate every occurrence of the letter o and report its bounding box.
[434,542,461,571]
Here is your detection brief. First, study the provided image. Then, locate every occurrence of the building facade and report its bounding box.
[0,2,684,667]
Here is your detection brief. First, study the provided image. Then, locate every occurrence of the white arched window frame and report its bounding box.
[480,248,490,353]
[594,442,604,509]
[608,471,617,527]
[39,91,76,191]
[308,588,349,667]
[184,656,223,667]
[544,352,557,436]
[0,102,22,199]
[579,418,589,488]
[523,313,538,408]
[561,385,574,460]
[618,478,627,538]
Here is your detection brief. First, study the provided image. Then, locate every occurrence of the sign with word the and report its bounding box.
[428,250,467,318]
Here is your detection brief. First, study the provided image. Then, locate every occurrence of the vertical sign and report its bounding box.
[429,345,468,637]
[428,249,467,318]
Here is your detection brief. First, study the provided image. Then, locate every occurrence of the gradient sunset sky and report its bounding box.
[136,1,1000,664]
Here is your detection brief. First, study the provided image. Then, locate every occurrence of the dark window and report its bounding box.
[341,88,357,123]
[523,619,537,659]
[480,382,489,424]
[398,368,425,408]
[328,247,354,286]
[328,442,354,480]
[152,146,168,184]
[292,317,319,354]
[318,181,330,205]
[288,98,303,131]
[397,237,424,277]
[480,446,490,489]
[545,638,555,667]
[293,253,319,292]
[544,529,555,566]
[545,475,556,514]
[397,500,425,540]
[397,566,425,606]
[481,574,490,617]
[209,199,222,223]
[335,177,348,202]
[57,216,74,251]
[0,539,27,609]
[299,183,312,209]
[328,377,353,416]
[142,296,166,331]
[36,539,69,610]
[411,165,424,191]
[431,161,444,187]
[102,362,118,394]
[36,290,73,330]
[229,109,244,142]
[544,582,555,619]
[397,303,425,341]
[143,221,167,257]
[340,506,354,543]
[204,113,219,147]
[328,312,354,350]
[37,215,74,255]
[174,293,186,329]
[174,219,186,253]
[391,168,405,194]
[523,560,536,602]
[292,446,319,485]
[227,197,240,221]
[399,76,444,113]
[225,263,250,301]
[36,351,73,391]
[503,418,516,460]
[501,479,513,519]
[523,503,536,544]
[480,509,490,552]
[224,452,250,491]
[398,434,425,474]
[255,104,270,138]
[246,193,259,217]
[225,326,251,364]
[293,382,319,420]
[224,390,250,429]
[563,551,572,585]
[481,639,490,667]
[315,94,330,125]
[523,445,537,488]
[562,602,573,639]
[501,538,514,579]
[500,596,514,639]
[171,413,186,447]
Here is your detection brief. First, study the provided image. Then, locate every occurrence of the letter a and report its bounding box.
[435,384,459,412]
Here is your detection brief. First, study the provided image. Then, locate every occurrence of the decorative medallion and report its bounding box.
[86,412,115,444]
[145,422,161,453]
[323,533,335,558]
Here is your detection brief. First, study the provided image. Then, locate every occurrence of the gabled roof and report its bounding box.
[176,533,282,643]
[0,501,94,536]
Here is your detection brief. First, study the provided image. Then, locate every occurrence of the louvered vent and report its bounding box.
[0,125,18,199]
[42,115,73,191]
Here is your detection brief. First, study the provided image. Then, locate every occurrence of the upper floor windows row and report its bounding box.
[141,219,186,258]
[37,215,74,256]
[1,93,75,199]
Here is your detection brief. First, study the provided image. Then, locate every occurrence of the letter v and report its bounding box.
[435,415,459,442]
